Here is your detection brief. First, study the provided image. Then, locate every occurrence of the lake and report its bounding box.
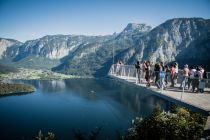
[0,78,170,140]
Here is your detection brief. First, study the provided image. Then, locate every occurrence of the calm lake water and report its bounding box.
[0,78,170,140]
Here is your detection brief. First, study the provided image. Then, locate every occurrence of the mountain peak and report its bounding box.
[123,23,152,33]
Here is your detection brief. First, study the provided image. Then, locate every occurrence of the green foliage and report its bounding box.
[35,130,56,140]
[35,130,43,140]
[152,105,162,116]
[45,132,56,140]
[34,127,103,140]
[0,64,18,74]
[0,83,35,95]
[32,108,206,140]
[14,56,60,70]
[125,107,207,140]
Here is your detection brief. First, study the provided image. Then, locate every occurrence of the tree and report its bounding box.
[124,106,207,140]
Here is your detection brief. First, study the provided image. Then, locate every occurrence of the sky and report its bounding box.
[0,0,210,42]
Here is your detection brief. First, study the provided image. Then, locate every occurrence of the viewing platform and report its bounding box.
[108,64,210,114]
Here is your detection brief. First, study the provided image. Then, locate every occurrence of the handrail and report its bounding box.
[109,64,210,79]
[108,64,210,97]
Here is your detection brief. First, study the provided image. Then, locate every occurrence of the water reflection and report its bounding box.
[14,78,169,116]
[1,78,171,140]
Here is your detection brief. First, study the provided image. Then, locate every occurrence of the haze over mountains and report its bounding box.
[0,18,210,77]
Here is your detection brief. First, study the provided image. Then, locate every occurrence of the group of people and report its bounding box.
[180,65,208,93]
[135,60,170,88]
[135,61,208,93]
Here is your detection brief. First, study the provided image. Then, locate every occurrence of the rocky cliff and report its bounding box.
[52,23,152,76]
[0,38,22,59]
[0,18,210,76]
[120,18,210,65]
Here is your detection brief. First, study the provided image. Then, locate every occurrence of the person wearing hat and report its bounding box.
[180,64,189,89]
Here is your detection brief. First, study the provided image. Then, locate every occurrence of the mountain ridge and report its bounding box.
[0,18,210,76]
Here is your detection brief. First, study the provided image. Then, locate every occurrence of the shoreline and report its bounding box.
[0,90,35,97]
[0,68,90,80]
[0,83,36,97]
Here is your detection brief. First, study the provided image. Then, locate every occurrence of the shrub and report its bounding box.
[124,106,207,140]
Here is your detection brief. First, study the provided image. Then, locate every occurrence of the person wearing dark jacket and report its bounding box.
[135,61,142,84]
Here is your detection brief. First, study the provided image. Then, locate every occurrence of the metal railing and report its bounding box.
[109,64,137,78]
[108,64,210,95]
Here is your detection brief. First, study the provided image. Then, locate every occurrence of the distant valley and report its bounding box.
[0,18,210,77]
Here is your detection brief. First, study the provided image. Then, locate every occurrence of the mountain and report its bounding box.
[0,18,210,76]
[0,35,115,69]
[0,38,22,59]
[52,23,152,76]
[13,35,114,61]
[118,18,210,69]
[120,23,151,36]
[0,64,18,74]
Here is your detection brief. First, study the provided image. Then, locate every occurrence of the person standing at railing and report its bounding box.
[165,65,171,86]
[160,62,166,89]
[192,67,202,93]
[188,66,196,90]
[154,63,161,88]
[174,62,179,85]
[203,68,208,79]
[159,67,166,89]
[115,60,124,76]
[198,66,206,93]
[155,62,166,89]
[201,66,204,78]
[180,64,189,89]
[116,60,121,75]
[170,64,176,87]
[145,60,151,87]
[142,61,147,80]
[119,60,124,76]
[135,61,142,84]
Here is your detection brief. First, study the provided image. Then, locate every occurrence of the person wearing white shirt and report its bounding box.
[188,67,196,90]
